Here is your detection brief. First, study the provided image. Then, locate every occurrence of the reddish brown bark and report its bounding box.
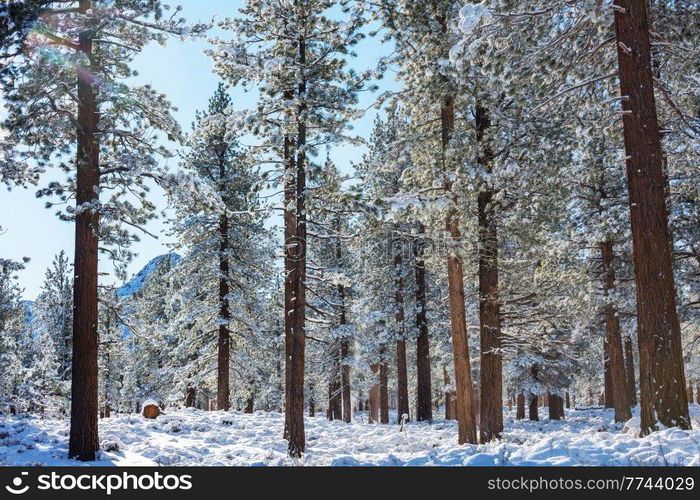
[442,94,477,445]
[600,240,631,422]
[613,0,690,433]
[528,395,539,421]
[282,91,295,440]
[477,107,503,444]
[516,394,525,420]
[285,36,307,457]
[443,366,454,420]
[69,0,100,461]
[548,394,565,420]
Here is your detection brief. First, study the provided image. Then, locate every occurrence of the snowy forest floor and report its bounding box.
[1,405,699,466]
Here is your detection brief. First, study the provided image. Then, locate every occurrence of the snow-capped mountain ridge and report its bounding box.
[116,253,181,298]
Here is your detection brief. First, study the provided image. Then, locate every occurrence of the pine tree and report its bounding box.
[35,252,73,386]
[212,0,367,456]
[1,0,204,460]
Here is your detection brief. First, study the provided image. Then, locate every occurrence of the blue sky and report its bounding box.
[0,0,397,299]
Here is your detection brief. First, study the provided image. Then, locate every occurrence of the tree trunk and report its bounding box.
[443,95,477,444]
[69,0,100,461]
[285,36,308,457]
[443,366,454,420]
[528,395,539,421]
[603,340,613,408]
[394,253,410,424]
[283,95,295,441]
[217,213,231,411]
[565,392,571,409]
[340,339,351,423]
[613,0,690,434]
[414,237,432,422]
[516,394,525,420]
[245,396,254,414]
[336,237,352,423]
[328,345,342,421]
[477,106,503,444]
[102,348,110,419]
[687,385,694,405]
[185,386,196,408]
[549,394,565,420]
[600,240,632,422]
[379,347,389,424]
[369,363,380,423]
[624,335,637,406]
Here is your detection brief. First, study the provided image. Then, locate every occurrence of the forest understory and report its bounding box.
[1,405,699,467]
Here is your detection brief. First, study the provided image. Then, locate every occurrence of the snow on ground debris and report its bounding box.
[1,405,698,466]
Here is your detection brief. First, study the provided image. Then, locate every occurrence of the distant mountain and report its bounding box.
[116,253,181,298]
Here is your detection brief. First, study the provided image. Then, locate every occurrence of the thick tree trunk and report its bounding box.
[516,394,525,420]
[549,394,565,420]
[624,335,637,406]
[414,237,432,422]
[600,240,631,422]
[285,37,307,457]
[443,95,477,445]
[217,213,231,411]
[369,363,380,423]
[245,395,254,414]
[477,105,503,444]
[528,395,539,421]
[613,0,690,433]
[69,1,100,461]
[283,92,295,441]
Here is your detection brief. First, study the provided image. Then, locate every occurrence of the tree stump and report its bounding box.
[142,401,160,419]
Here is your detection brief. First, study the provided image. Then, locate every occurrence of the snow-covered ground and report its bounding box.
[1,405,699,466]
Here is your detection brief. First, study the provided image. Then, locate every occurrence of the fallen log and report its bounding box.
[142,400,161,419]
